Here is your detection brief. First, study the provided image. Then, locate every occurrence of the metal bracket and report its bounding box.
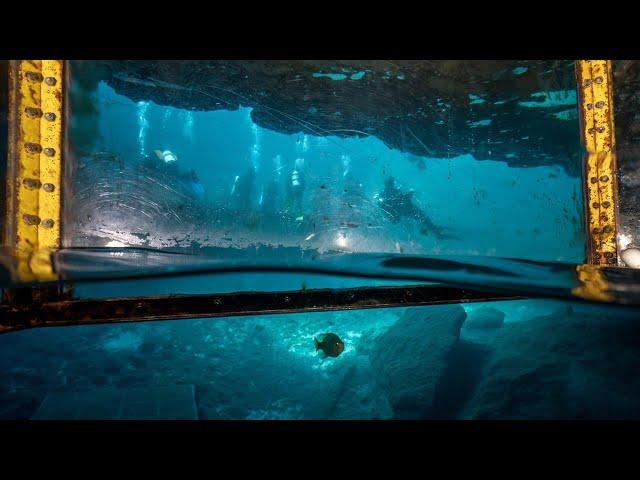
[5,60,64,282]
[576,60,619,265]
[0,284,522,334]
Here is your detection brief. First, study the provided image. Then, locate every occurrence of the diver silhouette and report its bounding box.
[231,165,257,209]
[379,176,457,240]
[285,158,306,218]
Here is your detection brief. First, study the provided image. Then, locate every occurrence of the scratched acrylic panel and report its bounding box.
[64,60,586,269]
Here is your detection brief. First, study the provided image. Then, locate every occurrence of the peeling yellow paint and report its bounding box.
[10,60,64,281]
[576,60,619,265]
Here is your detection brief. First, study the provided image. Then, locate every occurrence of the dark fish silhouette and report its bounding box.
[314,333,345,358]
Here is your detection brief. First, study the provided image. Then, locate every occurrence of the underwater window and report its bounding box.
[64,60,586,283]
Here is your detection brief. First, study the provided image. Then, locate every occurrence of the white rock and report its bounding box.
[621,247,640,268]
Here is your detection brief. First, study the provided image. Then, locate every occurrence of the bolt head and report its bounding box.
[44,112,56,122]
[25,71,42,83]
[44,77,57,86]
[22,178,41,189]
[24,143,42,154]
[41,219,54,229]
[42,183,55,192]
[24,107,42,118]
[43,148,55,157]
[22,214,40,225]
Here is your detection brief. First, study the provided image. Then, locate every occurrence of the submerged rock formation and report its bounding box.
[73,60,583,175]
[369,304,466,418]
[462,304,640,419]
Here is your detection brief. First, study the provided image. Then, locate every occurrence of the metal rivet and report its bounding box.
[23,178,41,189]
[42,183,55,192]
[584,79,593,87]
[587,128,596,134]
[595,101,605,108]
[592,202,600,209]
[23,214,40,225]
[587,103,593,110]
[594,252,602,260]
[284,296,291,303]
[590,177,598,183]
[44,112,57,122]
[41,219,54,229]
[602,201,611,208]
[593,227,602,234]
[43,147,56,157]
[24,142,42,154]
[603,225,613,234]
[600,175,609,182]
[24,107,43,118]
[25,71,42,83]
[44,77,57,86]
[214,298,222,305]
[594,77,603,84]
[596,126,606,133]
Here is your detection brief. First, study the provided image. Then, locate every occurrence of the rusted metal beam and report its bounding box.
[576,60,619,266]
[4,60,65,282]
[0,284,522,334]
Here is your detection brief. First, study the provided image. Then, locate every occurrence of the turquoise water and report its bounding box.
[2,298,640,419]
[67,78,585,262]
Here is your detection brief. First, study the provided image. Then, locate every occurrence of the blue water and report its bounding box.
[71,80,584,262]
[2,298,640,419]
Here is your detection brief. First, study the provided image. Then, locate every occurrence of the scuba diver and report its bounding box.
[179,168,205,200]
[378,176,457,240]
[141,149,205,200]
[260,179,280,215]
[285,158,306,220]
[141,149,180,176]
[231,165,257,210]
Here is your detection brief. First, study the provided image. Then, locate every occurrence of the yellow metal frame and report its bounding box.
[7,60,64,281]
[576,60,619,266]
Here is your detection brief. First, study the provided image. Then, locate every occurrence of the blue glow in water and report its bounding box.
[313,72,348,81]
[136,101,150,156]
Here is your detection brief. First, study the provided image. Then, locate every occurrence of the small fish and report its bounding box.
[314,333,345,358]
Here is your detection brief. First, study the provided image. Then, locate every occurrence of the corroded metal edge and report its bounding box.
[576,60,619,265]
[4,60,64,282]
[0,284,522,334]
